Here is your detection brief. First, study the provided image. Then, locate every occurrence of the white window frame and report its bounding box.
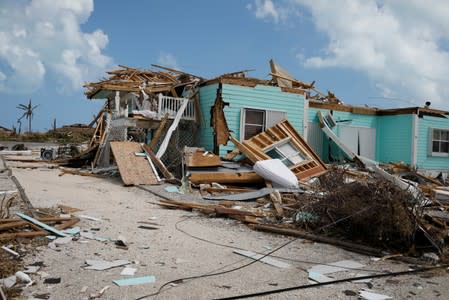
[264,138,310,167]
[428,128,449,157]
[240,107,287,140]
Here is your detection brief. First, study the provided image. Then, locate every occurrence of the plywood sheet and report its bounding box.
[185,149,222,168]
[110,141,158,186]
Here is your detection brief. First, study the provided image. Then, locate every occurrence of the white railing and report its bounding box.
[158,94,195,120]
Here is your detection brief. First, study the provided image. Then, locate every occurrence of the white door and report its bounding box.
[339,126,376,160]
[307,122,323,157]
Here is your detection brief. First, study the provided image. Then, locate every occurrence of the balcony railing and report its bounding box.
[158,94,195,120]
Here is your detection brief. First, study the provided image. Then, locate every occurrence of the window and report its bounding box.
[241,108,286,140]
[243,109,265,140]
[266,140,308,167]
[431,129,449,154]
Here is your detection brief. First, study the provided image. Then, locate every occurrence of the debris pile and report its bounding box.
[293,168,418,251]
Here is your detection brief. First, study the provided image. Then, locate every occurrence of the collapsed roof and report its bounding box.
[84,65,202,100]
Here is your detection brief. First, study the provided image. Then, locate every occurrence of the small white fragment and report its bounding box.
[1,245,19,257]
[24,266,40,274]
[359,290,392,300]
[120,267,137,276]
[78,215,102,222]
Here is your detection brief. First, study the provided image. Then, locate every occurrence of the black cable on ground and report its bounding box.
[213,264,449,300]
[174,216,385,274]
[136,218,300,300]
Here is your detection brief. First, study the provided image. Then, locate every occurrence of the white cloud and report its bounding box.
[0,0,111,94]
[0,71,6,81]
[157,52,179,70]
[291,0,449,109]
[247,0,294,24]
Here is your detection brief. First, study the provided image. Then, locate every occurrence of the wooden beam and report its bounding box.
[250,224,385,256]
[189,171,263,185]
[149,113,169,150]
[142,144,174,180]
[269,191,284,216]
[0,217,80,241]
[230,137,263,163]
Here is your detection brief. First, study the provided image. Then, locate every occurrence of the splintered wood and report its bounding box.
[212,95,231,146]
[0,216,80,240]
[184,148,222,168]
[110,141,158,186]
[231,120,327,181]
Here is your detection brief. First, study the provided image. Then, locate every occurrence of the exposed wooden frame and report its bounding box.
[231,120,327,181]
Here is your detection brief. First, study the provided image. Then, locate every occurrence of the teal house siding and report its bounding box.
[197,83,219,152]
[416,115,449,171]
[307,107,378,162]
[376,115,413,164]
[198,83,305,157]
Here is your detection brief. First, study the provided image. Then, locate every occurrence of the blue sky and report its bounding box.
[2,0,449,131]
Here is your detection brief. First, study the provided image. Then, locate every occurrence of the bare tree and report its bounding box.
[17,99,39,133]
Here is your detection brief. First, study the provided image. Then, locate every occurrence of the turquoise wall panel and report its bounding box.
[417,115,449,171]
[197,83,219,151]
[376,114,413,164]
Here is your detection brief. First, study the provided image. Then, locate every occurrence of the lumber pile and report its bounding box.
[0,216,79,240]
[84,65,202,99]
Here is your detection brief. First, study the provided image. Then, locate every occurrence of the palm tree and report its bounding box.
[17,99,39,133]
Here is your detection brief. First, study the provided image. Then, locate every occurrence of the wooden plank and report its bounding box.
[250,224,385,256]
[149,113,169,150]
[110,141,158,186]
[189,171,264,184]
[202,187,256,194]
[0,217,74,223]
[269,191,284,216]
[230,137,265,163]
[142,144,174,180]
[0,218,79,241]
[212,95,231,147]
[157,199,262,218]
[185,149,222,168]
[16,212,68,237]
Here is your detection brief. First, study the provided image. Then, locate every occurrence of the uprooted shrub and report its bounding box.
[296,168,418,251]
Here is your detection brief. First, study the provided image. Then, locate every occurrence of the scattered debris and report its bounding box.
[15,212,68,237]
[84,260,130,271]
[359,290,392,300]
[308,271,333,283]
[308,260,365,275]
[120,267,137,276]
[89,285,109,299]
[78,215,102,222]
[1,245,19,257]
[112,275,156,286]
[43,277,61,284]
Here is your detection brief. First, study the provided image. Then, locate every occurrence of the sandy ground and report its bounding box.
[5,163,449,300]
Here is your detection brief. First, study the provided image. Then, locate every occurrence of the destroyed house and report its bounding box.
[84,65,201,169]
[197,75,307,157]
[307,102,449,174]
